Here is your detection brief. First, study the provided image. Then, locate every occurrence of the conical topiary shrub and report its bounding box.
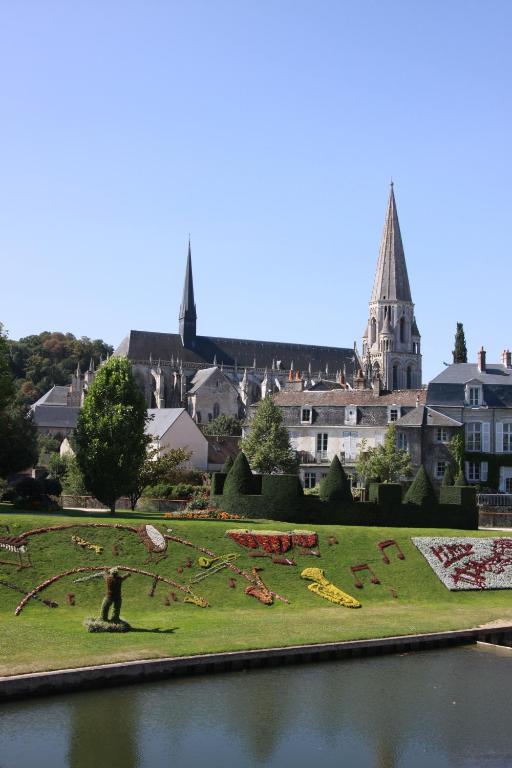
[222,455,234,474]
[454,470,466,486]
[404,465,437,507]
[441,463,455,486]
[319,455,353,503]
[223,452,254,496]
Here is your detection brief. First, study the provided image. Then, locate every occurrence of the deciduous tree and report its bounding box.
[355,424,411,484]
[75,357,150,513]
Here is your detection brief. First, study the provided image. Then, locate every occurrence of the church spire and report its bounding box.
[371,183,412,303]
[179,237,197,347]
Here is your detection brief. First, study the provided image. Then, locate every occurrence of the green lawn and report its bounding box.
[1,505,511,677]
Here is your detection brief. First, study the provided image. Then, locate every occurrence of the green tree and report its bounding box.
[355,424,411,484]
[127,447,192,510]
[0,323,14,410]
[319,455,353,503]
[201,414,242,436]
[75,357,150,513]
[240,396,298,474]
[0,322,38,477]
[452,322,468,364]
[404,465,437,507]
[449,431,465,474]
[223,452,254,495]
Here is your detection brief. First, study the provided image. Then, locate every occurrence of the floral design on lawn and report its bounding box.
[412,537,512,590]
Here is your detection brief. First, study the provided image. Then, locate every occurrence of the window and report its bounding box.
[506,478,512,493]
[301,407,312,423]
[437,428,449,443]
[213,402,220,418]
[196,411,202,424]
[466,423,481,451]
[208,413,213,422]
[467,462,480,482]
[406,366,412,389]
[436,461,447,479]
[468,387,480,406]
[504,424,512,452]
[316,433,328,452]
[398,432,408,451]
[392,365,399,390]
[389,408,399,422]
[304,472,316,489]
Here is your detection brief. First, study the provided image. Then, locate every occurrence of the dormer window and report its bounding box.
[465,383,483,407]
[388,406,400,423]
[345,405,357,425]
[301,407,312,424]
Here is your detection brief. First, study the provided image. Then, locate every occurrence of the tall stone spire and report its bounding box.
[363,184,421,391]
[179,238,197,347]
[371,183,412,303]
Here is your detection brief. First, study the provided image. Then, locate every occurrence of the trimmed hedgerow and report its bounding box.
[403,465,437,508]
[223,452,254,496]
[319,455,353,503]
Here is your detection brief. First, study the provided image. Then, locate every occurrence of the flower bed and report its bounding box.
[227,529,318,553]
[412,536,512,590]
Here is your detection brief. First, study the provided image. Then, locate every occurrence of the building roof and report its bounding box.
[115,329,357,376]
[32,385,69,407]
[427,363,512,408]
[31,405,80,429]
[371,183,412,303]
[395,405,462,428]
[272,388,426,408]
[146,408,185,439]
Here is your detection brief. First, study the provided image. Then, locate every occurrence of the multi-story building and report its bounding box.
[427,348,512,491]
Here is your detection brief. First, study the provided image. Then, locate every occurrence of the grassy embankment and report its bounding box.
[1,505,511,677]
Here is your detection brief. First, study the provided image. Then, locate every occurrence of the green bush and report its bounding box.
[211,472,227,495]
[369,483,402,506]
[319,455,353,503]
[403,465,437,507]
[223,452,254,496]
[222,456,234,473]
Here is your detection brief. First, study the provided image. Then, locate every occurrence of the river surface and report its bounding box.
[1,645,512,767]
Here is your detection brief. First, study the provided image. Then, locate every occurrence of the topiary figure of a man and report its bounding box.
[101,567,131,623]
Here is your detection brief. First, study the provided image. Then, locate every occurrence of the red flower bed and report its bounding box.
[227,531,259,549]
[255,533,292,554]
[292,532,318,549]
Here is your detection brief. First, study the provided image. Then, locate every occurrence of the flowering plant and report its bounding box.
[413,536,512,590]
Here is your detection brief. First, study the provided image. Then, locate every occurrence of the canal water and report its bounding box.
[1,645,511,767]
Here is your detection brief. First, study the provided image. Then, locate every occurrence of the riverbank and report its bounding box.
[2,507,512,678]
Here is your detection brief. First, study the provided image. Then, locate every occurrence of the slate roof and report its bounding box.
[31,405,80,429]
[395,405,462,428]
[146,408,185,439]
[427,363,512,408]
[32,386,69,407]
[371,184,412,303]
[115,330,357,376]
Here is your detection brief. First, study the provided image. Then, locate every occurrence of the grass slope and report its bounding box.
[1,505,511,676]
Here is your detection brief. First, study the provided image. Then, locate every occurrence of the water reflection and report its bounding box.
[1,646,512,767]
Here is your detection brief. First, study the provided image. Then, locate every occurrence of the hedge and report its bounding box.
[223,452,254,496]
[369,483,402,506]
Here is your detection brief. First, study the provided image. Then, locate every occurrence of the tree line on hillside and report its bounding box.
[6,330,113,405]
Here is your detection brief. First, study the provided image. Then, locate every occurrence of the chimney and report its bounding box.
[502,349,512,369]
[477,346,486,373]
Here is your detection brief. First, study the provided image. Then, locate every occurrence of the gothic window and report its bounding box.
[213,402,220,418]
[392,364,399,390]
[370,318,376,345]
[400,317,406,343]
[406,366,412,389]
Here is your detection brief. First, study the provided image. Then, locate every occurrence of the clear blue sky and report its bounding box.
[1,1,510,382]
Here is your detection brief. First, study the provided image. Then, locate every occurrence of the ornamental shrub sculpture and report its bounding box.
[319,455,353,503]
[404,465,437,507]
[223,452,254,496]
[441,463,455,487]
[222,455,234,473]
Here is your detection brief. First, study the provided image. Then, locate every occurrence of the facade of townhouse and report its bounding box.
[427,348,512,491]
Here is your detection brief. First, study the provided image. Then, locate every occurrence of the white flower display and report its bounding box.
[144,525,166,552]
[412,537,512,590]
